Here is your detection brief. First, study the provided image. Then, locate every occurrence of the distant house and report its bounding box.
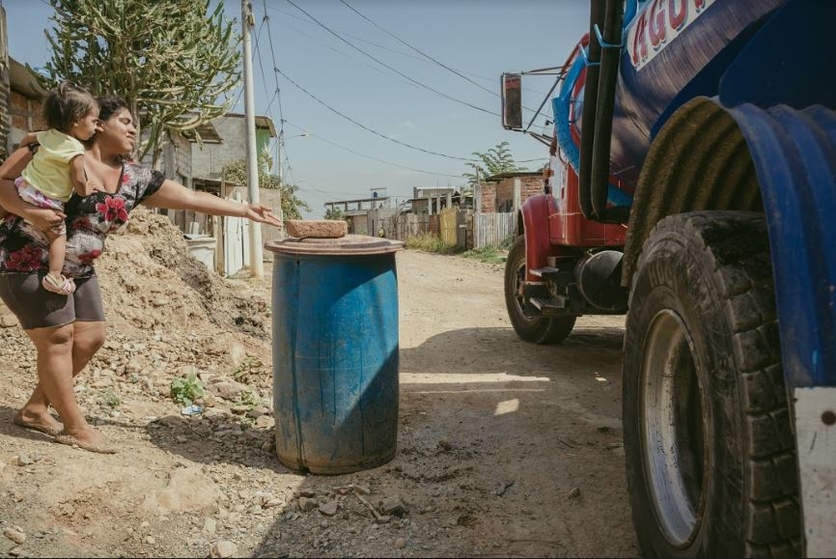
[481,171,544,213]
[190,113,277,183]
[151,113,279,277]
[407,186,469,215]
[324,193,394,236]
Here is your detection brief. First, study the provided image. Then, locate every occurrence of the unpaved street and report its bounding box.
[0,213,637,558]
[395,251,636,558]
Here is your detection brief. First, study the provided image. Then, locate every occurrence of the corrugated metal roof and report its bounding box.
[9,58,45,99]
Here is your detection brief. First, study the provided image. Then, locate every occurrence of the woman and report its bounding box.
[0,96,282,453]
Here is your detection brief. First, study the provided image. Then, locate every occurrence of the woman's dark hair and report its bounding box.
[43,81,98,133]
[97,95,130,122]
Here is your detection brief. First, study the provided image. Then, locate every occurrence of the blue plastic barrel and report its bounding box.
[265,235,404,474]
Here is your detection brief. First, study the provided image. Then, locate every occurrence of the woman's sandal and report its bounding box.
[53,433,117,454]
[12,412,63,437]
[42,272,76,295]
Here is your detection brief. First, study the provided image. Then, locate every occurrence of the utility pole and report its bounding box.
[277,129,284,187]
[475,168,482,214]
[242,0,263,277]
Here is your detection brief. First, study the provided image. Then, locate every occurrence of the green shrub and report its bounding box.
[404,233,459,254]
[170,374,205,407]
[99,390,121,408]
[461,245,507,264]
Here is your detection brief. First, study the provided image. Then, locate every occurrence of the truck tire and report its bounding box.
[504,235,575,344]
[623,212,801,557]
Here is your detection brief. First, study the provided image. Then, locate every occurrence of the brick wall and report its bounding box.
[479,182,496,213]
[488,175,544,213]
[9,88,45,147]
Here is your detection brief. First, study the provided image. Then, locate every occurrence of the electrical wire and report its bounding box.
[254,4,548,183]
[280,120,465,179]
[276,67,481,163]
[265,2,551,99]
[265,9,397,81]
[339,0,497,99]
[284,0,499,118]
[252,16,276,116]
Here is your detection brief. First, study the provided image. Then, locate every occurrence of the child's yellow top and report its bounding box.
[20,129,86,202]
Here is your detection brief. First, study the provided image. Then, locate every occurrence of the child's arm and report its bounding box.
[19,132,38,150]
[70,154,100,196]
[0,178,65,231]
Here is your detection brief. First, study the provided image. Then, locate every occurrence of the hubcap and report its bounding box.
[641,309,706,547]
[513,257,535,323]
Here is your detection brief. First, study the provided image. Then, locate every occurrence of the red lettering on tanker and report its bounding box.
[648,1,666,48]
[628,0,715,70]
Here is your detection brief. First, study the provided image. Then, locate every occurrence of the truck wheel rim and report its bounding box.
[513,260,535,323]
[641,309,706,547]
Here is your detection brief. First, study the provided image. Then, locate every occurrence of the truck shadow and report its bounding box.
[139,322,634,557]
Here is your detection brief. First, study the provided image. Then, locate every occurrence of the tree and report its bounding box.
[223,152,312,221]
[39,0,241,164]
[324,207,347,221]
[462,141,527,186]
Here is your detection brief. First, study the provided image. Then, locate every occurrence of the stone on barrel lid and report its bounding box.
[266,232,404,256]
[285,219,347,239]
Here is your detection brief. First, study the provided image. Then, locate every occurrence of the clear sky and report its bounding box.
[3,0,590,218]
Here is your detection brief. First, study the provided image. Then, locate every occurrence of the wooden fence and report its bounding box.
[379,210,515,250]
[473,212,516,248]
[439,207,458,245]
[390,213,430,239]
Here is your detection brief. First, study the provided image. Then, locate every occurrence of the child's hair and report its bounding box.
[43,81,98,133]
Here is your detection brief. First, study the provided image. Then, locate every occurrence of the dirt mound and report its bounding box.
[99,207,270,339]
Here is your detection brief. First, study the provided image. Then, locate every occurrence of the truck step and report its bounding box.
[530,296,568,311]
[530,267,561,278]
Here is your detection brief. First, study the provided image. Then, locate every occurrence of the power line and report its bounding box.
[275,67,480,163]
[284,0,499,118]
[281,119,465,179]
[263,3,515,90]
[227,13,272,113]
[265,1,551,107]
[251,4,547,187]
[339,0,553,118]
[265,8,396,81]
[259,0,288,178]
[252,15,275,120]
[339,0,497,99]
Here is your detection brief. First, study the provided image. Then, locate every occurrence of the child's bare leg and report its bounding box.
[47,233,67,277]
[42,233,75,294]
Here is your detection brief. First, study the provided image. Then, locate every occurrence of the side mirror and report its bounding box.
[501,73,522,130]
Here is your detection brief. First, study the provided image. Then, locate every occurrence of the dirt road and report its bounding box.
[0,219,637,558]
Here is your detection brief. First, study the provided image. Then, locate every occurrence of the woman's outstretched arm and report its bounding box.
[142,179,283,228]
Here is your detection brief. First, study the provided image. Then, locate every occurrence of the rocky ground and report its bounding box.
[0,208,638,558]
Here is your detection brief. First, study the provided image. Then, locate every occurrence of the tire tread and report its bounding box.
[635,212,800,556]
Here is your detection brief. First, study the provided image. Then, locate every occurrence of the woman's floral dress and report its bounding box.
[0,162,165,278]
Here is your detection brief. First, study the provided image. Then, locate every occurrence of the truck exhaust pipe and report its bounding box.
[575,250,628,312]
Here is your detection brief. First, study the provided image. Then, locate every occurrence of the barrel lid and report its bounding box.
[265,234,405,256]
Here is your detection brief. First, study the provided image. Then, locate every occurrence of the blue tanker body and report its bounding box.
[606,0,783,186]
[502,0,836,556]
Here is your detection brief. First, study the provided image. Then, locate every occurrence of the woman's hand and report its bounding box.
[244,204,283,228]
[22,207,66,233]
[146,180,284,229]
[19,132,38,150]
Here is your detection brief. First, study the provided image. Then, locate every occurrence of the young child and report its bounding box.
[13,81,101,295]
